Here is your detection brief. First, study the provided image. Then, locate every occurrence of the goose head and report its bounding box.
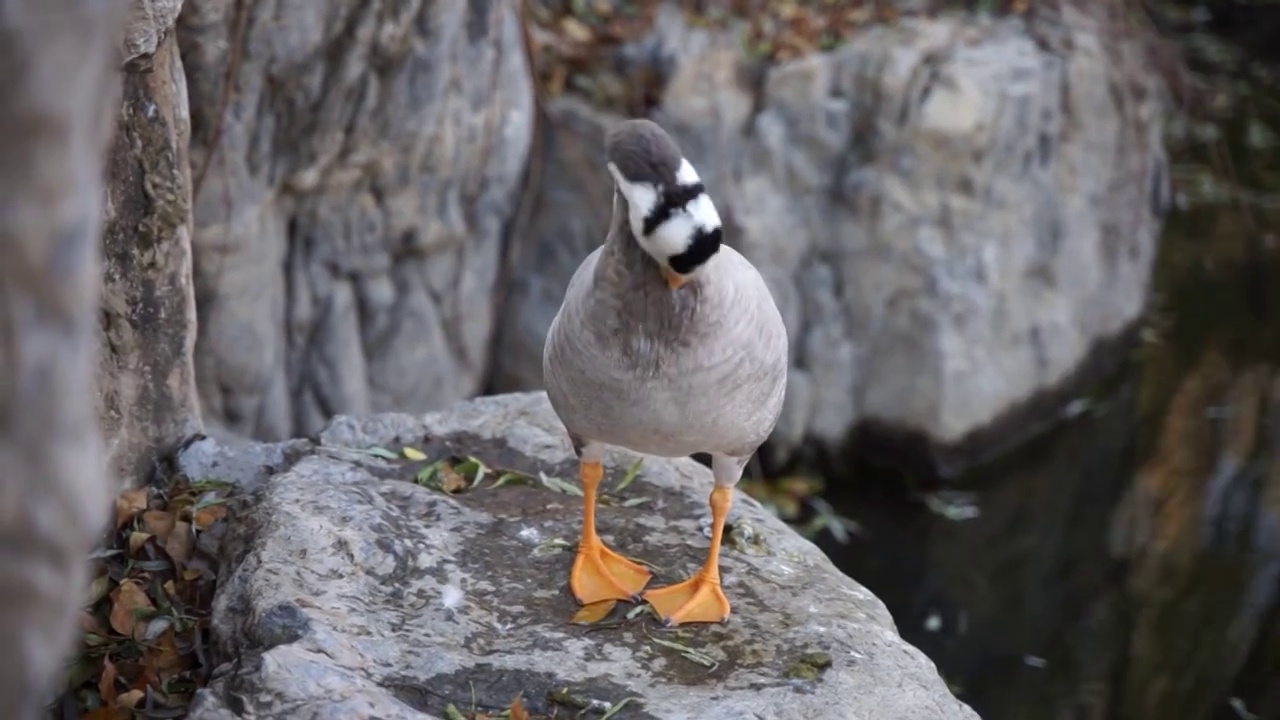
[604,119,723,289]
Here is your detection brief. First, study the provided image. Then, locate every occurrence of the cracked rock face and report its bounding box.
[183,392,976,720]
[177,0,535,442]
[100,0,203,488]
[493,6,1168,475]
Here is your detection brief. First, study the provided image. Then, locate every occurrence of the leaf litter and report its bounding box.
[56,474,235,718]
[525,0,1032,115]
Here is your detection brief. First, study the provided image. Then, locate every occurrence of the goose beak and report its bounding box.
[661,266,688,290]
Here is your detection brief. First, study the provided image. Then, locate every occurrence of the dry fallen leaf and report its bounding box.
[116,689,145,709]
[140,509,176,543]
[438,463,469,494]
[86,574,112,605]
[114,487,149,529]
[143,628,186,685]
[559,16,594,43]
[165,520,194,565]
[509,694,530,720]
[193,504,228,531]
[571,599,618,625]
[108,580,155,640]
[98,657,119,706]
[127,531,152,555]
[80,708,128,720]
[79,610,106,636]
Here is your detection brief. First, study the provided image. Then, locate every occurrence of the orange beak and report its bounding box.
[661,266,688,290]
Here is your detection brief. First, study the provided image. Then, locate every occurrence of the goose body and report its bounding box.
[543,214,787,462]
[541,118,789,626]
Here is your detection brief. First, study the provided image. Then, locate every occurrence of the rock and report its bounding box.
[186,392,976,719]
[175,431,310,492]
[122,0,183,62]
[0,1,129,717]
[177,0,535,442]
[493,4,1169,476]
[99,0,203,487]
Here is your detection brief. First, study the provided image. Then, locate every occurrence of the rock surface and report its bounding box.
[493,4,1169,475]
[177,0,535,441]
[0,1,129,716]
[122,0,183,62]
[99,0,203,487]
[183,392,976,719]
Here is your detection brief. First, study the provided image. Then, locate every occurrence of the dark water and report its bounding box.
[802,7,1280,720]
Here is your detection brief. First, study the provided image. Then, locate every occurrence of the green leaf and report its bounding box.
[532,538,574,557]
[599,698,637,720]
[616,458,644,491]
[365,446,399,460]
[415,460,444,485]
[647,634,718,668]
[492,471,531,488]
[539,472,584,496]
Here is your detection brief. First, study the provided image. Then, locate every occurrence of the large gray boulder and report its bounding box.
[177,0,535,441]
[183,392,976,719]
[494,4,1168,475]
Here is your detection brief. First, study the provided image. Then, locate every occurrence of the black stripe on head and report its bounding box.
[641,181,705,236]
[667,226,722,274]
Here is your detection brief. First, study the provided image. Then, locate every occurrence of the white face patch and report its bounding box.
[606,159,723,271]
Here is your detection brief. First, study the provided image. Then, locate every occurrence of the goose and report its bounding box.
[542,118,789,626]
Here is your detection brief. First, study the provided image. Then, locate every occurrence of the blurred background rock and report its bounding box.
[86,0,1280,718]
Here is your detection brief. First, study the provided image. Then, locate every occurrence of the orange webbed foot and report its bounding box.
[642,572,731,625]
[570,540,652,604]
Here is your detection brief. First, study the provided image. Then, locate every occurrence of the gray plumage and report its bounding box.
[542,120,788,487]
[605,118,683,188]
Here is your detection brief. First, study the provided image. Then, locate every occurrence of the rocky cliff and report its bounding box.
[156,0,1168,480]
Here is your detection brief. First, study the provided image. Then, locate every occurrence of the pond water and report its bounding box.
[798,7,1280,719]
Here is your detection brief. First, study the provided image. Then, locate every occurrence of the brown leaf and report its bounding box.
[127,531,152,555]
[164,520,194,565]
[114,487,149,529]
[98,657,119,707]
[116,688,145,709]
[140,510,176,543]
[559,16,594,44]
[193,503,228,531]
[80,708,128,720]
[85,574,112,606]
[438,463,469,494]
[143,628,186,684]
[571,599,618,625]
[163,579,177,598]
[509,694,530,720]
[79,610,107,636]
[181,567,201,582]
[108,580,154,640]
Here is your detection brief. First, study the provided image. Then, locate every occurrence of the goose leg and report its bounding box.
[569,459,652,604]
[642,485,733,625]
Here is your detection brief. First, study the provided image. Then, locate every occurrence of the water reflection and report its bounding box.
[808,89,1280,720]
